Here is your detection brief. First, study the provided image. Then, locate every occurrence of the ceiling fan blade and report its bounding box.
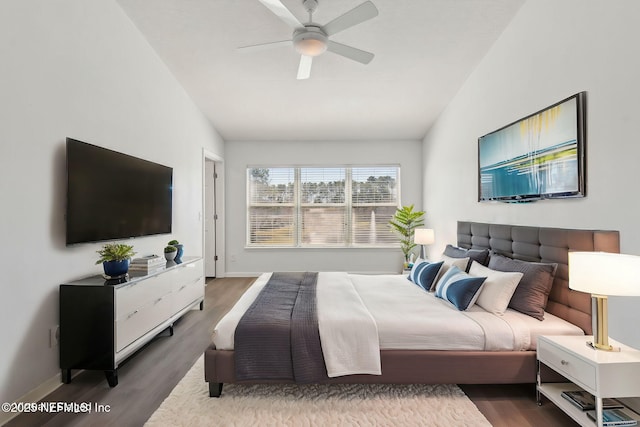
[327,41,374,64]
[297,55,312,80]
[238,40,291,52]
[323,1,379,36]
[258,0,303,28]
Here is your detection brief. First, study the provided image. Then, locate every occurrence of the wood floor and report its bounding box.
[7,277,578,427]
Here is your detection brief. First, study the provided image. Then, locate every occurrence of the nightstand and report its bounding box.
[537,335,640,427]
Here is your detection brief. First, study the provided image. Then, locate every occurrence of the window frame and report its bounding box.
[246,165,401,249]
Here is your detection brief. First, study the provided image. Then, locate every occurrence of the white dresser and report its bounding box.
[60,257,204,387]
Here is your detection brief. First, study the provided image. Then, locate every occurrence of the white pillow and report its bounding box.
[432,255,470,291]
[469,261,523,316]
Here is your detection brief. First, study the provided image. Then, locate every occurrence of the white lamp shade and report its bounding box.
[569,251,640,296]
[414,228,435,245]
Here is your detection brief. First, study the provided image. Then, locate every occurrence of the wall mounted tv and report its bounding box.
[66,138,173,245]
[478,92,586,202]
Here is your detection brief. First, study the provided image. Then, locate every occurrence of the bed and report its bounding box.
[204,221,620,397]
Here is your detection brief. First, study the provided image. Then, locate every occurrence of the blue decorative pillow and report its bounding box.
[408,260,444,291]
[435,266,487,310]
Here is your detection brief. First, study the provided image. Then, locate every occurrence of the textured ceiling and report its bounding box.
[116,0,524,141]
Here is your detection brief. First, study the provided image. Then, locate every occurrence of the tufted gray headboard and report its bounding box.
[457,221,620,334]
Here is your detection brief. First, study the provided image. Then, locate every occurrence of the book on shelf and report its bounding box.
[586,409,638,426]
[134,254,161,259]
[129,265,165,275]
[129,265,165,273]
[131,255,165,267]
[561,390,624,411]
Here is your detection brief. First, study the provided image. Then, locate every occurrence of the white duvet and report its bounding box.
[212,272,583,377]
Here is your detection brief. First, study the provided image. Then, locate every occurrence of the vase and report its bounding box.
[164,251,176,261]
[103,259,130,277]
[173,244,184,263]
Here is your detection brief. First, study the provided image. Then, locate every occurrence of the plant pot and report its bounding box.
[164,251,176,261]
[103,259,130,277]
[173,244,184,262]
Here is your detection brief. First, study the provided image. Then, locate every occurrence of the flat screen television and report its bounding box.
[478,92,586,202]
[66,138,173,245]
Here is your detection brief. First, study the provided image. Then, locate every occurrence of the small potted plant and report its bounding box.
[164,245,177,261]
[389,204,425,268]
[168,239,184,262]
[96,243,136,277]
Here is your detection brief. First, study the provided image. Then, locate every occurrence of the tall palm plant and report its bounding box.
[389,204,425,263]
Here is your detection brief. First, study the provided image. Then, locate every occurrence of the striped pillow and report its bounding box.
[408,260,444,291]
[435,266,487,310]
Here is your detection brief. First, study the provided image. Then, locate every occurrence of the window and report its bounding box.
[247,166,400,247]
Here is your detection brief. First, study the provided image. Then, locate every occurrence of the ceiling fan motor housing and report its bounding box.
[293,26,328,56]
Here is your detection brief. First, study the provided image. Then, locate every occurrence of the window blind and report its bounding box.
[247,166,399,247]
[248,168,296,246]
[351,167,399,245]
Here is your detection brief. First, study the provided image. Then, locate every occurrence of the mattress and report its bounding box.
[212,272,583,353]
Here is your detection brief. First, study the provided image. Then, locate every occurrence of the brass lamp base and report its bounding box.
[589,294,620,352]
[586,341,619,352]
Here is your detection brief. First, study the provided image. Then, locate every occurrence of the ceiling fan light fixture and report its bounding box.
[293,27,328,56]
[247,0,379,77]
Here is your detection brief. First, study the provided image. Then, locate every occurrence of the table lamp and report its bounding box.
[568,251,640,351]
[414,228,435,259]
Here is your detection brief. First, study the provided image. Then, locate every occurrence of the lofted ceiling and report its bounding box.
[116,0,525,141]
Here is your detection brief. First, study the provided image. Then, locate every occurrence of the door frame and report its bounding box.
[202,149,225,278]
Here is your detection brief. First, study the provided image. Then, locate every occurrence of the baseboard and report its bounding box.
[0,371,64,426]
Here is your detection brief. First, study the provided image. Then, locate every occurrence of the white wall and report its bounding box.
[422,0,640,348]
[0,0,224,406]
[225,140,423,275]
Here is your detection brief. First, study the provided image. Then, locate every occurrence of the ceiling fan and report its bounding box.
[240,0,379,79]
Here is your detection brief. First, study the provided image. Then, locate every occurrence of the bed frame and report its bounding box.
[204,221,619,397]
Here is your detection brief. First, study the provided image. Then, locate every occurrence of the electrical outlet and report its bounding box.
[49,325,59,348]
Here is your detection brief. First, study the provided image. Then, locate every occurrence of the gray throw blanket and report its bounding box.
[234,272,328,383]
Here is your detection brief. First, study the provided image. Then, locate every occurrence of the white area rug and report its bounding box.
[146,356,492,426]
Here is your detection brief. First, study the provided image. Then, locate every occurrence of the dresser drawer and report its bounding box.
[539,341,596,390]
[115,292,173,352]
[171,259,204,291]
[115,274,172,320]
[172,277,204,314]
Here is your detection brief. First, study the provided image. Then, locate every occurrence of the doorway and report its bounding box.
[203,150,224,278]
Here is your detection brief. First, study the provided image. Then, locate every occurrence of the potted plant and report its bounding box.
[389,204,425,267]
[168,239,184,262]
[164,245,177,261]
[96,243,136,277]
